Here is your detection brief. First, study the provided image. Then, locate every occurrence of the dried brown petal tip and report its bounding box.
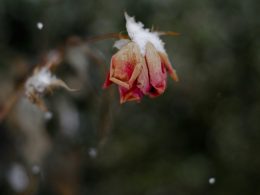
[50,79,79,92]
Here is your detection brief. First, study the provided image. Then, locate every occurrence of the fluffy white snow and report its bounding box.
[25,67,58,95]
[88,147,98,158]
[125,12,166,55]
[209,177,216,184]
[37,22,44,30]
[31,164,41,175]
[113,39,130,49]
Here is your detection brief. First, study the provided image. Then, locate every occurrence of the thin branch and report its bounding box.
[85,33,129,43]
[157,31,181,36]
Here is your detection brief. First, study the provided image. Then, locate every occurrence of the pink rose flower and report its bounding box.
[103,13,178,103]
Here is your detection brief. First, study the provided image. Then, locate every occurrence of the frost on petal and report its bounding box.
[108,42,143,89]
[145,42,167,97]
[125,12,165,55]
[113,39,131,50]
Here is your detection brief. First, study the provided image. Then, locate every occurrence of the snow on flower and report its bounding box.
[103,12,179,103]
[25,67,59,94]
[25,67,74,111]
[124,12,166,55]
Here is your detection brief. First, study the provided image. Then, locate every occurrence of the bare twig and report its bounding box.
[157,31,181,36]
[85,33,129,43]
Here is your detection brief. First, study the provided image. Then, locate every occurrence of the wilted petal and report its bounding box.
[103,72,112,88]
[145,42,167,97]
[108,42,143,89]
[159,52,179,82]
[48,79,78,92]
[119,84,143,104]
[137,57,150,94]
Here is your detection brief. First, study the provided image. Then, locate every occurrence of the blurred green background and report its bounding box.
[0,0,259,194]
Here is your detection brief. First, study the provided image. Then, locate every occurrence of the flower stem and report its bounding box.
[157,31,181,36]
[86,33,129,42]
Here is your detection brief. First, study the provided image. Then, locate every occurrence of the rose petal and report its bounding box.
[119,84,143,103]
[103,72,112,88]
[159,52,179,82]
[137,58,150,94]
[109,42,143,89]
[145,42,167,97]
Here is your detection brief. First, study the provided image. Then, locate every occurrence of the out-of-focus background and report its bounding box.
[0,0,259,194]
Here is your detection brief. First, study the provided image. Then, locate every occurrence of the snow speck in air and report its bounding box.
[209,177,216,184]
[37,22,44,30]
[7,163,29,192]
[44,111,53,120]
[31,164,41,175]
[88,148,98,158]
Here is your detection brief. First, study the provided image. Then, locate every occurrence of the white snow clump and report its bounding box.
[125,12,166,55]
[25,67,59,95]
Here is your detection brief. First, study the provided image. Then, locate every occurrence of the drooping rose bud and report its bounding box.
[103,12,178,103]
